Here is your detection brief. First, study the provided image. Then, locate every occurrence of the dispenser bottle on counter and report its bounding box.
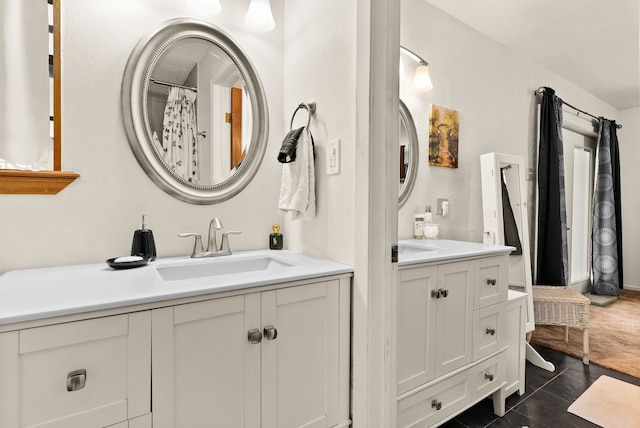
[269,224,283,250]
[131,214,156,261]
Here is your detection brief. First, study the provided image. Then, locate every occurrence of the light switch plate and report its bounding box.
[436,198,448,216]
[327,139,341,175]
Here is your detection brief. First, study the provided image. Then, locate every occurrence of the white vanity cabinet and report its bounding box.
[0,312,151,428]
[396,254,508,428]
[151,278,351,428]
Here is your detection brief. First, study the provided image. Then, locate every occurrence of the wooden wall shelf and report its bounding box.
[0,170,79,195]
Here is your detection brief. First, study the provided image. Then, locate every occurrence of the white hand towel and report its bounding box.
[278,127,315,220]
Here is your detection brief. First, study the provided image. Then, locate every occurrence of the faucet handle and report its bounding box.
[220,231,242,254]
[178,233,204,257]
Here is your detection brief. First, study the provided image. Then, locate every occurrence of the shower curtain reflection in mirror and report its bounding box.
[0,0,51,170]
[153,87,199,183]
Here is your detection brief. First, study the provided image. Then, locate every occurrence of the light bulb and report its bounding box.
[245,0,276,32]
[186,0,222,15]
[413,62,433,92]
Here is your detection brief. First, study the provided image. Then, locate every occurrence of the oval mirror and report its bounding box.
[399,99,419,208]
[122,18,269,204]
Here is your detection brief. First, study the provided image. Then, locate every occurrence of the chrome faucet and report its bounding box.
[207,217,224,254]
[179,217,242,258]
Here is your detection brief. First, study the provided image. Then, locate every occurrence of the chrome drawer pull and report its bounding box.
[431,399,442,411]
[67,369,87,392]
[263,325,278,341]
[248,328,262,344]
[484,372,495,382]
[485,327,496,336]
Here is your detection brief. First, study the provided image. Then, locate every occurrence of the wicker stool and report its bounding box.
[532,286,590,364]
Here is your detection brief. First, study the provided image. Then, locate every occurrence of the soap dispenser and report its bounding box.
[131,214,156,261]
[269,224,283,250]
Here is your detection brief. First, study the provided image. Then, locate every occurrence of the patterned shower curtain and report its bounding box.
[536,87,569,286]
[161,87,199,183]
[592,119,622,295]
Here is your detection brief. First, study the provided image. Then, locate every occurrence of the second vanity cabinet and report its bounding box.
[396,254,508,427]
[151,278,350,428]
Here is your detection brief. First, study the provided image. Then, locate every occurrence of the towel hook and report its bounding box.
[290,100,316,131]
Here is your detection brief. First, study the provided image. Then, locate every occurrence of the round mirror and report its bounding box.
[399,99,419,208]
[122,18,269,204]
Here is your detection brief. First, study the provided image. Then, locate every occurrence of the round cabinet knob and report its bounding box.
[485,327,496,336]
[486,278,497,286]
[440,289,449,298]
[431,399,442,411]
[431,289,441,299]
[484,372,495,382]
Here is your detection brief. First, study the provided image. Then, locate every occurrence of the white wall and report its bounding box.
[618,107,640,289]
[0,0,287,272]
[399,0,620,247]
[281,1,357,265]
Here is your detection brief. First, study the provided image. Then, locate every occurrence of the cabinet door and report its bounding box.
[261,281,340,428]
[0,313,150,428]
[397,265,437,395]
[152,294,261,428]
[435,261,473,377]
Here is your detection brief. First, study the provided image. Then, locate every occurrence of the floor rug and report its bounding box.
[530,289,640,378]
[568,375,640,427]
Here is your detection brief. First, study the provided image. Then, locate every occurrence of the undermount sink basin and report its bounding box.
[157,255,294,281]
[397,243,435,255]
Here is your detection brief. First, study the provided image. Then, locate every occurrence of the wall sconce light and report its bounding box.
[186,0,222,15]
[245,0,276,32]
[401,46,433,92]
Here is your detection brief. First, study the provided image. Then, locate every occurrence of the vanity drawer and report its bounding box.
[471,354,504,402]
[472,303,505,360]
[397,371,471,428]
[0,312,150,428]
[473,256,508,309]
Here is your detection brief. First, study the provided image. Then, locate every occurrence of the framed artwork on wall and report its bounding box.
[428,104,459,168]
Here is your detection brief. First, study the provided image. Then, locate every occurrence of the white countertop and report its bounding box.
[0,249,353,326]
[398,239,514,266]
[0,241,512,327]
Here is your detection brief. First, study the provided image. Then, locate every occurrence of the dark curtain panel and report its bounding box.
[611,122,623,288]
[536,88,569,286]
[592,119,622,295]
[501,169,522,255]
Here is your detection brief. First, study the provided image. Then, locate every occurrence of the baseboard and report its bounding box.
[625,285,640,292]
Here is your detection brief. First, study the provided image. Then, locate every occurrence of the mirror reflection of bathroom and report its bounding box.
[481,152,535,332]
[146,37,251,186]
[399,122,408,187]
[398,99,419,209]
[500,163,526,289]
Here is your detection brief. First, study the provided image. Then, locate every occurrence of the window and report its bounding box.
[563,129,596,292]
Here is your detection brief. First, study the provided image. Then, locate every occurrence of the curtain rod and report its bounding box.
[150,78,197,92]
[536,86,622,129]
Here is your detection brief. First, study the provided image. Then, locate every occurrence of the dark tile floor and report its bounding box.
[440,344,640,428]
